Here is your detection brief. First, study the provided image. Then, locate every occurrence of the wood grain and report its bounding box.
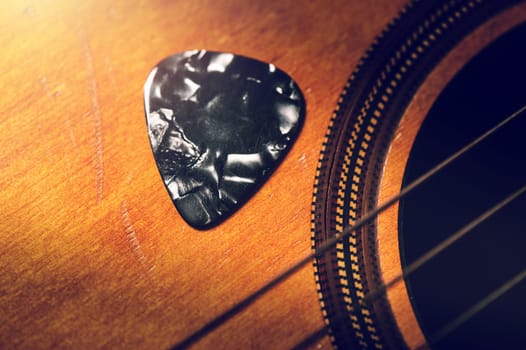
[0,1,406,349]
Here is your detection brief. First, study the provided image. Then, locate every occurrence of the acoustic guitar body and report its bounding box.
[312,1,526,349]
[0,0,524,349]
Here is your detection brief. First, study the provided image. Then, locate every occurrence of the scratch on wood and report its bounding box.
[298,153,308,169]
[39,76,77,147]
[23,6,35,19]
[64,118,78,147]
[78,20,104,204]
[104,56,116,87]
[120,201,156,274]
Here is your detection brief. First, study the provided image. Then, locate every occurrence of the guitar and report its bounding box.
[1,0,524,349]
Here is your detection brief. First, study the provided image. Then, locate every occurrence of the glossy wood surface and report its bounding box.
[0,1,407,349]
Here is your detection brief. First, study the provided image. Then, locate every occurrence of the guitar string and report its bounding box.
[171,104,526,350]
[305,183,526,348]
[364,184,526,304]
[418,268,526,349]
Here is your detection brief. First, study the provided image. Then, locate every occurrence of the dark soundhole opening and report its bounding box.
[400,22,526,350]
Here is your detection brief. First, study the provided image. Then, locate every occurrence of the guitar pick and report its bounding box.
[144,50,305,229]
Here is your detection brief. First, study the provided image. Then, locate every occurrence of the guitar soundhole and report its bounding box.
[400,21,526,350]
[312,1,525,349]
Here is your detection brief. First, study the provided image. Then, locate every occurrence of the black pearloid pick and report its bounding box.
[144,50,305,229]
